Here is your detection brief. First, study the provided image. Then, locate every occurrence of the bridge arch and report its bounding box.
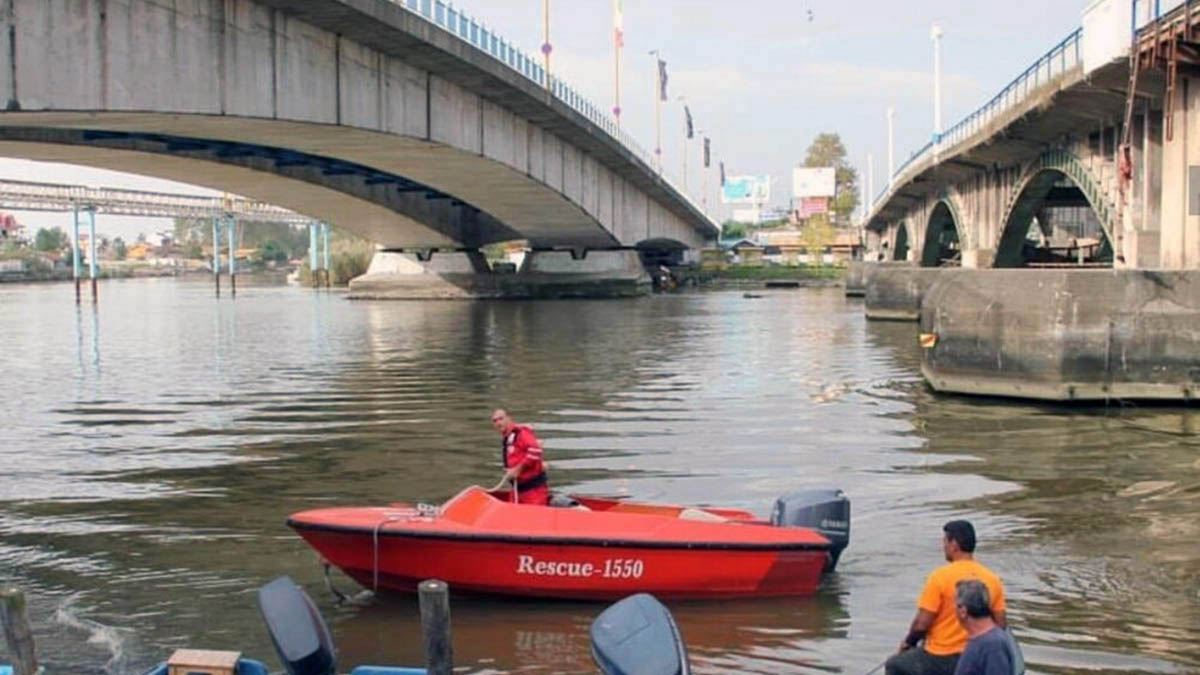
[892,221,911,261]
[995,151,1116,268]
[920,199,963,267]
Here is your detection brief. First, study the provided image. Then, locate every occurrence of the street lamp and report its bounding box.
[931,23,944,144]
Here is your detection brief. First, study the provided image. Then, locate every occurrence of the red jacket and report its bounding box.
[502,424,547,491]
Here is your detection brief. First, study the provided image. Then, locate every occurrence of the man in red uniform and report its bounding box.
[492,408,550,506]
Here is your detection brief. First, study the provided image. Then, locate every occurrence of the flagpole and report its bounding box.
[650,50,662,174]
[678,97,688,192]
[613,0,622,130]
[541,0,552,92]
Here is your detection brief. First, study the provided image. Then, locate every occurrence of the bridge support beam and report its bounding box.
[921,269,1200,401]
[863,263,942,321]
[348,249,650,300]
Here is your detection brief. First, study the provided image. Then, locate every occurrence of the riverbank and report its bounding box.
[677,265,845,289]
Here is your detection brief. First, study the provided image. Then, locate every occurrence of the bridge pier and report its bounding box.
[844,261,867,297]
[863,263,941,321]
[920,269,1200,401]
[347,249,650,300]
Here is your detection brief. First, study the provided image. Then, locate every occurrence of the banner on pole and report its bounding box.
[684,106,694,139]
[719,161,726,186]
[704,137,711,168]
[657,59,669,101]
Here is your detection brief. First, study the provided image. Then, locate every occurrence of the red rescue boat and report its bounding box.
[287,486,850,601]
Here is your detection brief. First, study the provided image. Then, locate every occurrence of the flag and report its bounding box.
[704,137,711,167]
[614,0,624,48]
[657,59,668,101]
[719,161,726,186]
[684,105,694,139]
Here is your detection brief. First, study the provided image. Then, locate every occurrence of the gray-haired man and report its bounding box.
[952,580,1014,675]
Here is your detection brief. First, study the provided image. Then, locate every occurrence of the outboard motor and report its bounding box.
[590,593,690,675]
[771,489,850,573]
[258,576,336,675]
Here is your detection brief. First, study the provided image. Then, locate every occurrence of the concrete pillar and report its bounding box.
[921,268,1200,401]
[863,262,941,321]
[348,249,650,299]
[844,260,867,297]
[1160,76,1200,268]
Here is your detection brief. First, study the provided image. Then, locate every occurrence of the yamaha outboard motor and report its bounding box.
[771,488,850,573]
[591,593,690,675]
[258,576,336,675]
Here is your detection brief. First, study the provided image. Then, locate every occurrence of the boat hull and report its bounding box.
[294,527,827,600]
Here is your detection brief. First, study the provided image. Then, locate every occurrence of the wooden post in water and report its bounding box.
[418,579,453,675]
[0,587,38,675]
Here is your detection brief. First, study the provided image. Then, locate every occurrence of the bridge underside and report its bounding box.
[0,0,716,253]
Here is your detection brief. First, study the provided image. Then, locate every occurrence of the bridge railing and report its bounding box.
[1133,0,1190,30]
[873,28,1084,212]
[394,0,712,226]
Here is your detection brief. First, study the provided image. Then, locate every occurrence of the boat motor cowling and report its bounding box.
[770,489,850,573]
[258,576,336,675]
[590,593,691,675]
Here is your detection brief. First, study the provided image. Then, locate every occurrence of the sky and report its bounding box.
[0,0,1088,238]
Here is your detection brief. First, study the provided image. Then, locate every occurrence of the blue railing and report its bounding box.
[394,0,709,223]
[870,28,1084,213]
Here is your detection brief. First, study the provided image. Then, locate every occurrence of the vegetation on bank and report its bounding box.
[296,233,375,286]
[680,264,845,285]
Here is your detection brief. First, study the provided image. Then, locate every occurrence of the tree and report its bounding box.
[802,133,860,224]
[34,227,67,252]
[112,237,127,260]
[722,221,746,239]
[257,239,289,264]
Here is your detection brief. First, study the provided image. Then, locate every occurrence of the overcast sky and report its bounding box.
[0,0,1087,238]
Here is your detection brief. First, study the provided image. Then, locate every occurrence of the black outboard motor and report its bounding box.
[590,593,690,675]
[771,488,850,573]
[258,576,336,675]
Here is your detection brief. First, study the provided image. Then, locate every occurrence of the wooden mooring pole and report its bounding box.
[418,579,453,675]
[0,587,38,675]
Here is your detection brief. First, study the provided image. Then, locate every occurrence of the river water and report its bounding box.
[0,278,1196,674]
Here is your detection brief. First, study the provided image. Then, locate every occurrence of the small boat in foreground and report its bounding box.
[288,486,849,600]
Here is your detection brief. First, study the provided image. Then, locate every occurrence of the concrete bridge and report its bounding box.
[0,0,718,295]
[858,0,1200,401]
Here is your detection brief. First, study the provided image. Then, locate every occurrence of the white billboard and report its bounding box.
[721,175,770,205]
[793,167,836,198]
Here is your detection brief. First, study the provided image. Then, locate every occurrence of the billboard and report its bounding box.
[793,167,836,198]
[721,175,770,204]
[798,197,829,218]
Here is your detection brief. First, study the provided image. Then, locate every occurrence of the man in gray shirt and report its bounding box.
[953,580,1017,675]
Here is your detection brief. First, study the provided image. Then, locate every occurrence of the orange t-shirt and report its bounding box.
[917,559,1006,656]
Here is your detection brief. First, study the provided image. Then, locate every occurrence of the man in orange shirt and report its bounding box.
[885,520,1006,675]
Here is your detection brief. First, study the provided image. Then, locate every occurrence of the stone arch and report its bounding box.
[995,151,1116,268]
[920,198,963,267]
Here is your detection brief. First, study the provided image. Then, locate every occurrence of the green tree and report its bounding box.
[722,221,746,239]
[112,237,127,260]
[802,133,860,224]
[257,239,289,264]
[34,227,67,252]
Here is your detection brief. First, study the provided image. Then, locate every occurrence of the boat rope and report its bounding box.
[322,561,350,604]
[372,514,409,592]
